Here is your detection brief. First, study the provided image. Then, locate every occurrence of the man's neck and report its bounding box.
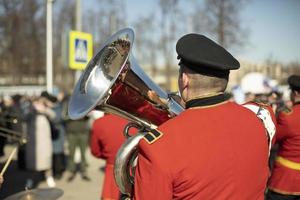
[294,96,300,104]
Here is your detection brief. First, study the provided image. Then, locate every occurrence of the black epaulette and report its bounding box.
[143,129,163,144]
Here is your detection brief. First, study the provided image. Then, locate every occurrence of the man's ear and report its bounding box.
[182,71,189,89]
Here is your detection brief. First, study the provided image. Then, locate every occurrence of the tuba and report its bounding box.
[68,28,184,197]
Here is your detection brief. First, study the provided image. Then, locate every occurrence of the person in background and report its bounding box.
[90,114,133,200]
[49,91,66,180]
[267,75,300,200]
[134,33,276,199]
[11,94,28,170]
[0,96,13,158]
[267,91,285,116]
[244,92,256,103]
[25,96,56,188]
[62,95,90,182]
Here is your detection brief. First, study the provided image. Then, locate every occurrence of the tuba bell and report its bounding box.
[68,28,184,197]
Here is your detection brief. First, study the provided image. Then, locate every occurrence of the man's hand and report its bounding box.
[0,175,4,187]
[147,90,168,108]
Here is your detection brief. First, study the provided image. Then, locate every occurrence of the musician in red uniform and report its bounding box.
[133,34,276,199]
[267,75,300,200]
[90,114,129,200]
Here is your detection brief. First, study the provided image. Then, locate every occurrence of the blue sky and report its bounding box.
[240,0,300,64]
[85,0,300,64]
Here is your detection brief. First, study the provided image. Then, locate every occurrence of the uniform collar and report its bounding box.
[185,93,230,109]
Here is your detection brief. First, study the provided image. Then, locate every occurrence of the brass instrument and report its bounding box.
[0,117,18,124]
[0,126,27,145]
[68,28,184,197]
[4,188,64,200]
[0,126,27,178]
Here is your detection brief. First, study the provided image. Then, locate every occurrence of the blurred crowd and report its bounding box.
[239,90,292,116]
[0,90,100,188]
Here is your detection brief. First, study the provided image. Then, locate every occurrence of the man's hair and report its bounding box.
[181,66,229,94]
[291,87,300,93]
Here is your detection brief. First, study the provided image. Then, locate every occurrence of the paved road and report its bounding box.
[0,145,106,200]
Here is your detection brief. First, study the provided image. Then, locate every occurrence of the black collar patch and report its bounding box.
[185,93,230,109]
[143,129,163,144]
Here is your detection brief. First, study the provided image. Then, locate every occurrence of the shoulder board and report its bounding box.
[143,129,163,144]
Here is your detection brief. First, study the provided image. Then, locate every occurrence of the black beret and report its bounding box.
[288,75,300,91]
[176,33,240,74]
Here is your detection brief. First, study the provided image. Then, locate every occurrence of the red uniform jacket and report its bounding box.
[268,103,300,195]
[134,101,272,200]
[90,114,128,200]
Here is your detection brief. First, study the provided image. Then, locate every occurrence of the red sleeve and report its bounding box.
[133,142,172,200]
[90,121,105,159]
[275,112,291,142]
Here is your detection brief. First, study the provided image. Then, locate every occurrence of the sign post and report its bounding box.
[68,31,93,71]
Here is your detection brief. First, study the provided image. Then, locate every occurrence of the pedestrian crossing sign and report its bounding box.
[69,31,93,70]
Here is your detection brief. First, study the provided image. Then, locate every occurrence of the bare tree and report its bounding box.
[132,14,158,74]
[158,0,181,91]
[52,0,76,91]
[84,0,127,48]
[51,0,127,91]
[0,0,45,85]
[192,0,248,49]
